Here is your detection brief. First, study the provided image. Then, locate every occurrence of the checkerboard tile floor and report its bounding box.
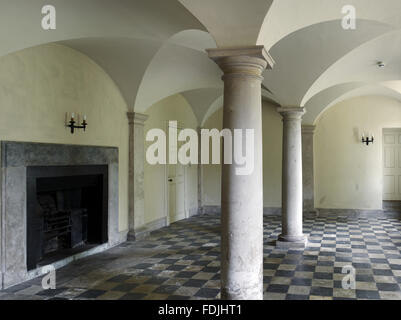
[1,213,401,300]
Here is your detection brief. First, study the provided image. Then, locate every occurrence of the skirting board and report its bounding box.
[199,206,401,219]
[199,206,221,215]
[200,206,283,216]
[128,207,199,241]
[128,216,167,241]
[189,207,198,217]
[315,208,401,219]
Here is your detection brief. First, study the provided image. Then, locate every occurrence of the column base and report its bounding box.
[275,234,308,249]
[127,229,150,241]
[221,284,263,300]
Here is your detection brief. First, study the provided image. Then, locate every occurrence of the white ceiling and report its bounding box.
[1,0,401,124]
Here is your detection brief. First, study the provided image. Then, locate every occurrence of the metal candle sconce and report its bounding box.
[66,113,87,134]
[361,133,374,146]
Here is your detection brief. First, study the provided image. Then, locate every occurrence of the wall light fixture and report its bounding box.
[361,133,374,146]
[66,113,87,134]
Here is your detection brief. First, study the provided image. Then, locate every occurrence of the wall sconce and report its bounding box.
[66,113,87,134]
[361,133,374,146]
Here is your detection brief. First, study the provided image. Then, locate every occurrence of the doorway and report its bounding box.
[383,128,401,209]
[167,122,187,224]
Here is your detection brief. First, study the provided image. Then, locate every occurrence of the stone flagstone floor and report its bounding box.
[1,212,401,300]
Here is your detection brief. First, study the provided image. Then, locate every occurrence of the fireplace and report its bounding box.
[26,165,108,270]
[0,141,122,289]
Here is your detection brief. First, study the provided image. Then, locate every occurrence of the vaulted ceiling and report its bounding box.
[1,0,401,125]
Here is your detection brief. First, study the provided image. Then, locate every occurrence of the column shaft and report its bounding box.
[127,112,149,240]
[277,107,307,248]
[197,126,203,215]
[208,46,274,300]
[302,125,316,213]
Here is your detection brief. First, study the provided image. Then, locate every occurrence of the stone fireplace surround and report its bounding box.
[0,141,126,289]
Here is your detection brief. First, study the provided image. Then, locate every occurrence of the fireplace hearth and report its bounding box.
[27,165,108,270]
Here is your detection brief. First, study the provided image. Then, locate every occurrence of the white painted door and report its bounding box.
[167,125,186,223]
[383,129,401,201]
[168,162,186,223]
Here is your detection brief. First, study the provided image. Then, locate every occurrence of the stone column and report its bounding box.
[0,140,3,290]
[302,125,316,213]
[207,46,274,300]
[276,107,307,248]
[127,112,149,240]
[197,126,203,215]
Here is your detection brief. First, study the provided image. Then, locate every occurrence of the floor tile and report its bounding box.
[2,213,401,300]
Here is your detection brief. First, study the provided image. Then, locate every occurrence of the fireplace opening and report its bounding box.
[27,165,108,270]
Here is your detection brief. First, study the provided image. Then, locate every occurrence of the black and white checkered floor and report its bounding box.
[1,212,401,300]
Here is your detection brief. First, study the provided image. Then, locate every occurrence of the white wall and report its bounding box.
[0,43,129,231]
[315,95,401,210]
[144,94,198,225]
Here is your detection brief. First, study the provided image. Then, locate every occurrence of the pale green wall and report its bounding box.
[315,95,401,210]
[202,100,283,208]
[0,43,129,231]
[144,94,198,225]
[262,102,283,207]
[201,106,223,206]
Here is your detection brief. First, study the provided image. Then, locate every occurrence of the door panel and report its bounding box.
[168,126,186,224]
[384,134,395,144]
[384,147,395,168]
[383,129,401,200]
[384,175,395,194]
[168,163,185,223]
[399,148,401,168]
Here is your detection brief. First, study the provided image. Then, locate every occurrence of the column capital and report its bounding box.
[206,46,275,80]
[127,112,149,126]
[302,124,316,135]
[277,107,305,120]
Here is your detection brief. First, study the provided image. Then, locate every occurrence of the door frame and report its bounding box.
[382,127,401,203]
[164,120,188,226]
